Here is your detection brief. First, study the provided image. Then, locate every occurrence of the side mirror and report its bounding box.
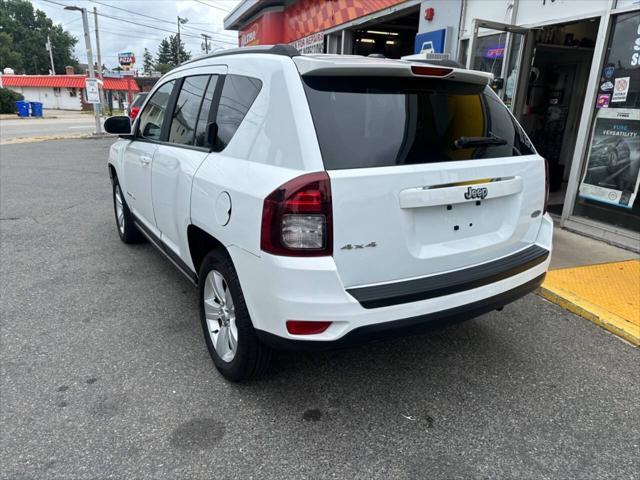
[206,122,218,150]
[104,115,132,135]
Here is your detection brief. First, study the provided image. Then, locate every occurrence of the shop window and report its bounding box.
[469,34,506,78]
[573,11,640,232]
[68,88,77,97]
[53,87,61,96]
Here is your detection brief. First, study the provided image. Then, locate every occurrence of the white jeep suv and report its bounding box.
[105,45,552,382]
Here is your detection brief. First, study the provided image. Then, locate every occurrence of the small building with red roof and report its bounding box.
[0,66,139,111]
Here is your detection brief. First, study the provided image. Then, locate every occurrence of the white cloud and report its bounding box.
[31,0,240,69]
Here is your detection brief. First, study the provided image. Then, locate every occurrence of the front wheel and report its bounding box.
[198,250,271,382]
[112,179,144,244]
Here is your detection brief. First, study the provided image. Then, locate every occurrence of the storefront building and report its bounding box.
[224,0,640,251]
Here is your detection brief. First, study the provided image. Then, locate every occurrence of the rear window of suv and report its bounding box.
[303,76,534,170]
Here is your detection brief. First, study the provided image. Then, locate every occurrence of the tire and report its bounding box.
[198,250,271,382]
[112,178,144,244]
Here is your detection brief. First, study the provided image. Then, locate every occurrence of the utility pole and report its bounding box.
[93,7,108,115]
[65,5,102,135]
[201,34,211,54]
[46,36,55,74]
[177,16,188,64]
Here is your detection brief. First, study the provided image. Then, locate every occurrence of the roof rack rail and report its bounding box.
[180,44,300,66]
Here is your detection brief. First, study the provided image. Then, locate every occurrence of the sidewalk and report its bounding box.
[540,228,639,346]
[0,109,89,120]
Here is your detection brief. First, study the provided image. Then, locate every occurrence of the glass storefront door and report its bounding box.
[467,19,531,110]
[573,10,640,233]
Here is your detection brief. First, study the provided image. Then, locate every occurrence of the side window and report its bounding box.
[168,75,211,146]
[214,75,262,151]
[194,75,219,148]
[138,80,175,141]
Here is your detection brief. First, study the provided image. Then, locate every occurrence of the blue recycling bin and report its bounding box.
[30,102,43,117]
[15,101,29,118]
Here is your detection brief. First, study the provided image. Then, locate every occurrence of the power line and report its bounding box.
[89,0,234,40]
[40,0,236,45]
[40,0,236,44]
[192,0,231,13]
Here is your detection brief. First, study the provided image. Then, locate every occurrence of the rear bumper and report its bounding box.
[230,214,553,348]
[256,273,545,350]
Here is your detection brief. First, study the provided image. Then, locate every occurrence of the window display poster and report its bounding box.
[579,108,640,209]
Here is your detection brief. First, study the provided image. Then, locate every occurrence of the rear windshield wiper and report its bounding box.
[453,135,508,149]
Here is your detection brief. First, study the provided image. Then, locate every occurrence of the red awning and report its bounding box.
[0,75,139,92]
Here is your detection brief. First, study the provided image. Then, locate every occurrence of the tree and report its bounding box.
[0,32,22,71]
[0,0,78,74]
[142,48,154,73]
[156,34,190,68]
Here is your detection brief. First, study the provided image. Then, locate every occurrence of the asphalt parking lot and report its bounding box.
[1,138,638,479]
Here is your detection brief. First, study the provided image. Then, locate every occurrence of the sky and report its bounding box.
[30,0,242,69]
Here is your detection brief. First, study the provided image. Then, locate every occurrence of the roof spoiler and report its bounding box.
[293,56,492,86]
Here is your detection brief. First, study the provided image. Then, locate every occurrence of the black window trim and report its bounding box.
[133,72,262,154]
[211,74,263,153]
[134,78,179,145]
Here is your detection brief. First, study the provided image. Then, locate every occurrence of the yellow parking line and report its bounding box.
[538,260,640,346]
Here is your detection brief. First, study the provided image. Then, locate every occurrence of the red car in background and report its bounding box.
[127,92,148,120]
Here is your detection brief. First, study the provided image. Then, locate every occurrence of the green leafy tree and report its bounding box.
[155,63,172,75]
[156,35,190,68]
[142,47,154,73]
[0,0,78,74]
[0,32,22,71]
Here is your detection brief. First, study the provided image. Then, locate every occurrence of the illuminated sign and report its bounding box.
[485,46,505,59]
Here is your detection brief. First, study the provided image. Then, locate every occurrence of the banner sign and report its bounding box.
[85,78,100,104]
[290,32,324,54]
[579,108,640,209]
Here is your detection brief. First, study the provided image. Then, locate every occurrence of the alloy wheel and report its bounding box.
[203,269,238,363]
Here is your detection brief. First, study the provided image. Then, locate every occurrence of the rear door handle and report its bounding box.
[399,177,522,209]
[139,155,152,166]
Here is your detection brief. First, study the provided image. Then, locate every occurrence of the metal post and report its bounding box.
[177,18,181,64]
[46,36,55,74]
[93,7,107,117]
[177,16,188,64]
[201,34,210,54]
[69,6,102,134]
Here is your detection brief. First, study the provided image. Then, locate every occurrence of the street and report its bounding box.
[0,137,638,479]
[0,113,100,143]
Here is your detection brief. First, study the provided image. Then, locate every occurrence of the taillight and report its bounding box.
[261,172,332,256]
[129,106,140,119]
[286,320,332,335]
[411,65,453,77]
[543,158,550,214]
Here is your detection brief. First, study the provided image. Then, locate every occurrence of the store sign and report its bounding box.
[290,32,324,54]
[118,52,135,68]
[631,22,640,66]
[485,46,505,59]
[612,77,630,102]
[579,108,640,209]
[240,24,259,47]
[414,29,447,54]
[85,78,100,104]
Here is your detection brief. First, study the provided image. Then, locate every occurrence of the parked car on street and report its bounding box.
[104,45,553,382]
[127,92,148,120]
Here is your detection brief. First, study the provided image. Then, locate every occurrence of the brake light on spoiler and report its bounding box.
[411,65,453,77]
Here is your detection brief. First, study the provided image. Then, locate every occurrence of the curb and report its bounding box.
[537,285,639,346]
[0,133,110,145]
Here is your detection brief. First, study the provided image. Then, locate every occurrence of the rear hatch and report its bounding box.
[298,60,545,288]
